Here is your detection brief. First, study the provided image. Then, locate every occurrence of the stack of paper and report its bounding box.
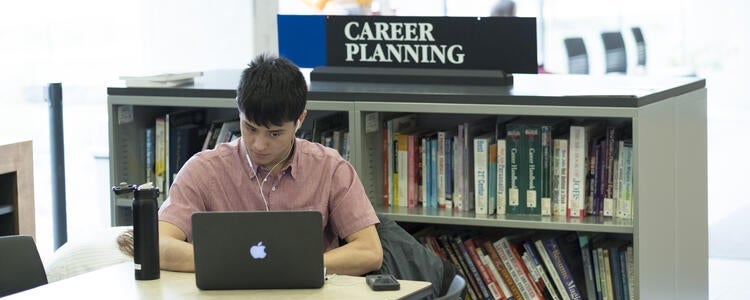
[119,71,203,87]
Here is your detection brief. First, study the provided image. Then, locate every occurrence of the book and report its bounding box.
[488,143,498,216]
[145,127,155,185]
[577,234,598,300]
[214,120,240,148]
[396,133,409,207]
[541,235,585,300]
[464,238,504,300]
[478,246,513,299]
[524,125,542,215]
[154,118,167,198]
[616,140,633,219]
[119,71,203,87]
[535,239,570,300]
[494,237,543,300]
[454,236,493,300]
[522,241,559,300]
[474,134,492,215]
[540,125,553,216]
[437,235,480,300]
[567,124,595,218]
[505,124,524,215]
[481,240,524,300]
[552,138,569,217]
[496,139,507,216]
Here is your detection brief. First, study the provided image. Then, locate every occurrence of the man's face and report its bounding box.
[239,113,297,170]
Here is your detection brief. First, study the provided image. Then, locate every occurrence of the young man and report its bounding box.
[157,54,383,276]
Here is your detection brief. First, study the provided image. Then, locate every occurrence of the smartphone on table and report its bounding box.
[366,274,401,291]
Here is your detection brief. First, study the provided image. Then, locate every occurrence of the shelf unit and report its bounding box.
[108,71,707,299]
[0,139,35,238]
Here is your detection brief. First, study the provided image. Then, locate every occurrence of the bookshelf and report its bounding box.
[0,139,35,239]
[107,71,707,299]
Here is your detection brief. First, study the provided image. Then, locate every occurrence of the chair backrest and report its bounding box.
[601,31,628,74]
[0,235,48,297]
[433,274,466,300]
[631,27,646,66]
[563,37,589,74]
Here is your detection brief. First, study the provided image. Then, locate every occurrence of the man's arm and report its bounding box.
[323,225,383,276]
[158,221,195,272]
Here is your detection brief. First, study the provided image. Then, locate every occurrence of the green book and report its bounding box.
[505,123,525,215]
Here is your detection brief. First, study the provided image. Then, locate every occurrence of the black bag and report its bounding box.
[374,213,457,298]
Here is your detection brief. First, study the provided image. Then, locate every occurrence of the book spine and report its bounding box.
[496,139,507,215]
[437,131,447,206]
[523,241,560,300]
[494,238,542,300]
[154,118,167,197]
[430,138,438,208]
[596,248,608,300]
[552,139,569,217]
[505,126,523,215]
[474,137,490,215]
[437,235,479,300]
[456,237,493,300]
[567,126,586,218]
[407,134,417,207]
[619,249,630,300]
[145,127,154,184]
[535,240,571,300]
[604,127,617,216]
[488,143,498,215]
[383,125,390,206]
[540,126,553,216]
[421,137,428,207]
[626,246,635,300]
[603,249,614,300]
[455,124,465,211]
[577,234,598,300]
[525,126,542,215]
[465,239,503,300]
[618,141,633,219]
[482,240,524,300]
[480,247,513,299]
[445,136,454,204]
[543,238,584,300]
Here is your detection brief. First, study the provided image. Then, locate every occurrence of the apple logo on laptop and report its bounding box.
[249,241,267,259]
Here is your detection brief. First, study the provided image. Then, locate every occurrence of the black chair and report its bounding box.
[563,37,589,74]
[433,274,467,300]
[601,31,627,74]
[0,235,48,297]
[631,27,647,67]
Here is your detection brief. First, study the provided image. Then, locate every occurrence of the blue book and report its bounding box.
[543,236,584,300]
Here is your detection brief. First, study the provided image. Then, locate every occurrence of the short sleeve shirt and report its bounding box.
[158,138,379,251]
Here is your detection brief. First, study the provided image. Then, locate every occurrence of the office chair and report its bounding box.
[601,31,628,74]
[433,274,466,300]
[631,27,647,67]
[0,235,48,297]
[563,37,589,74]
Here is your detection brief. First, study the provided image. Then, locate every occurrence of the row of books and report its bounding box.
[415,229,635,300]
[381,114,634,219]
[144,111,352,198]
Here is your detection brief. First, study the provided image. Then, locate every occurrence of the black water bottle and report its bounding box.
[113,182,160,280]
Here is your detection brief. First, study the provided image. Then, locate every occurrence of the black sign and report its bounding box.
[324,16,537,73]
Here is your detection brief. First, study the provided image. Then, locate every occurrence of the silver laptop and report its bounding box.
[191,210,325,290]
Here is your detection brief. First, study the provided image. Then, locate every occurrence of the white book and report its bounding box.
[552,138,569,216]
[473,135,490,215]
[479,249,512,300]
[535,240,571,300]
[567,125,587,218]
[436,131,447,207]
[617,141,633,219]
[396,134,409,207]
[496,139,507,215]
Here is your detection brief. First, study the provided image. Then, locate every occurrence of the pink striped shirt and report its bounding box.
[158,138,379,251]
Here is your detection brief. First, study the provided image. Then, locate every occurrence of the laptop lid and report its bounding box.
[191,210,324,290]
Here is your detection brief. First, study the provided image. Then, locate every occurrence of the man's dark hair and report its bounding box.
[237,53,307,127]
